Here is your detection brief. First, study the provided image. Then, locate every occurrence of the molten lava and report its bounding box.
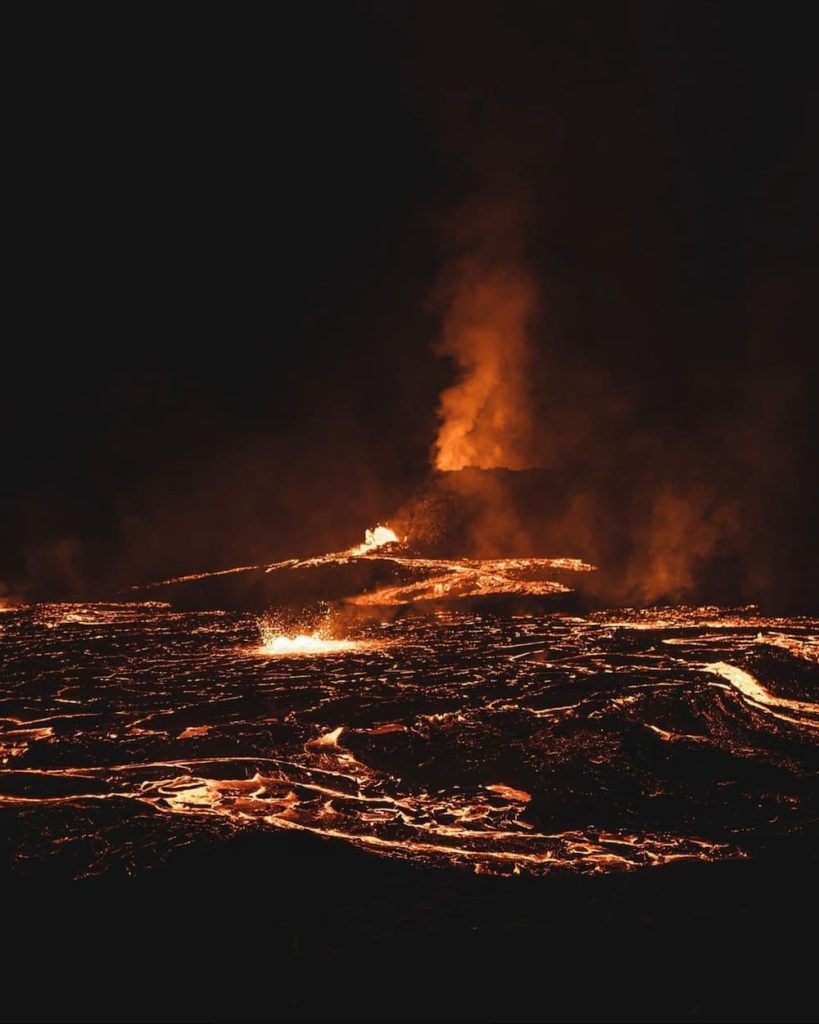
[257,613,369,656]
[2,602,816,881]
[257,632,360,656]
[349,525,400,556]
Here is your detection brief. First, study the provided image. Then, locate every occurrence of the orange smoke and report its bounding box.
[622,487,742,604]
[432,200,538,471]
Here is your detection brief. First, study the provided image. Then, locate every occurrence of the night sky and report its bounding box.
[4,3,817,605]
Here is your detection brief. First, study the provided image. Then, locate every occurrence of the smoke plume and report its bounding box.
[432,199,538,472]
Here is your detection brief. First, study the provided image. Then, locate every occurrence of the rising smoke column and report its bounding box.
[432,199,539,472]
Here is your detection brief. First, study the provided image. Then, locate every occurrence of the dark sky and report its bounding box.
[3,3,817,605]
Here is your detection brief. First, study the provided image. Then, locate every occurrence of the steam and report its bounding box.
[432,199,539,472]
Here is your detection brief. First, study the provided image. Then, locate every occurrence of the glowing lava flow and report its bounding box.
[704,661,819,729]
[131,522,594,610]
[1,604,817,879]
[347,556,586,605]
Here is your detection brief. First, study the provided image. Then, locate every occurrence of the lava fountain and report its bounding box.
[257,631,362,656]
[349,525,400,556]
[256,605,380,656]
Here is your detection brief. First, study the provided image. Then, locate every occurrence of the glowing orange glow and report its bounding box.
[138,542,595,609]
[1,602,815,878]
[257,631,361,656]
[178,725,211,739]
[704,661,819,729]
[368,723,406,736]
[348,555,593,606]
[349,525,400,556]
[432,199,538,471]
[308,726,344,748]
[486,784,531,803]
[256,609,382,656]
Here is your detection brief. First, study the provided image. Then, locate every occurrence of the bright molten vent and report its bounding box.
[258,632,360,656]
[349,525,400,556]
[256,611,379,657]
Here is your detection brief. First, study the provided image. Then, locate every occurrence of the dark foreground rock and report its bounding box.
[5,828,818,1023]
